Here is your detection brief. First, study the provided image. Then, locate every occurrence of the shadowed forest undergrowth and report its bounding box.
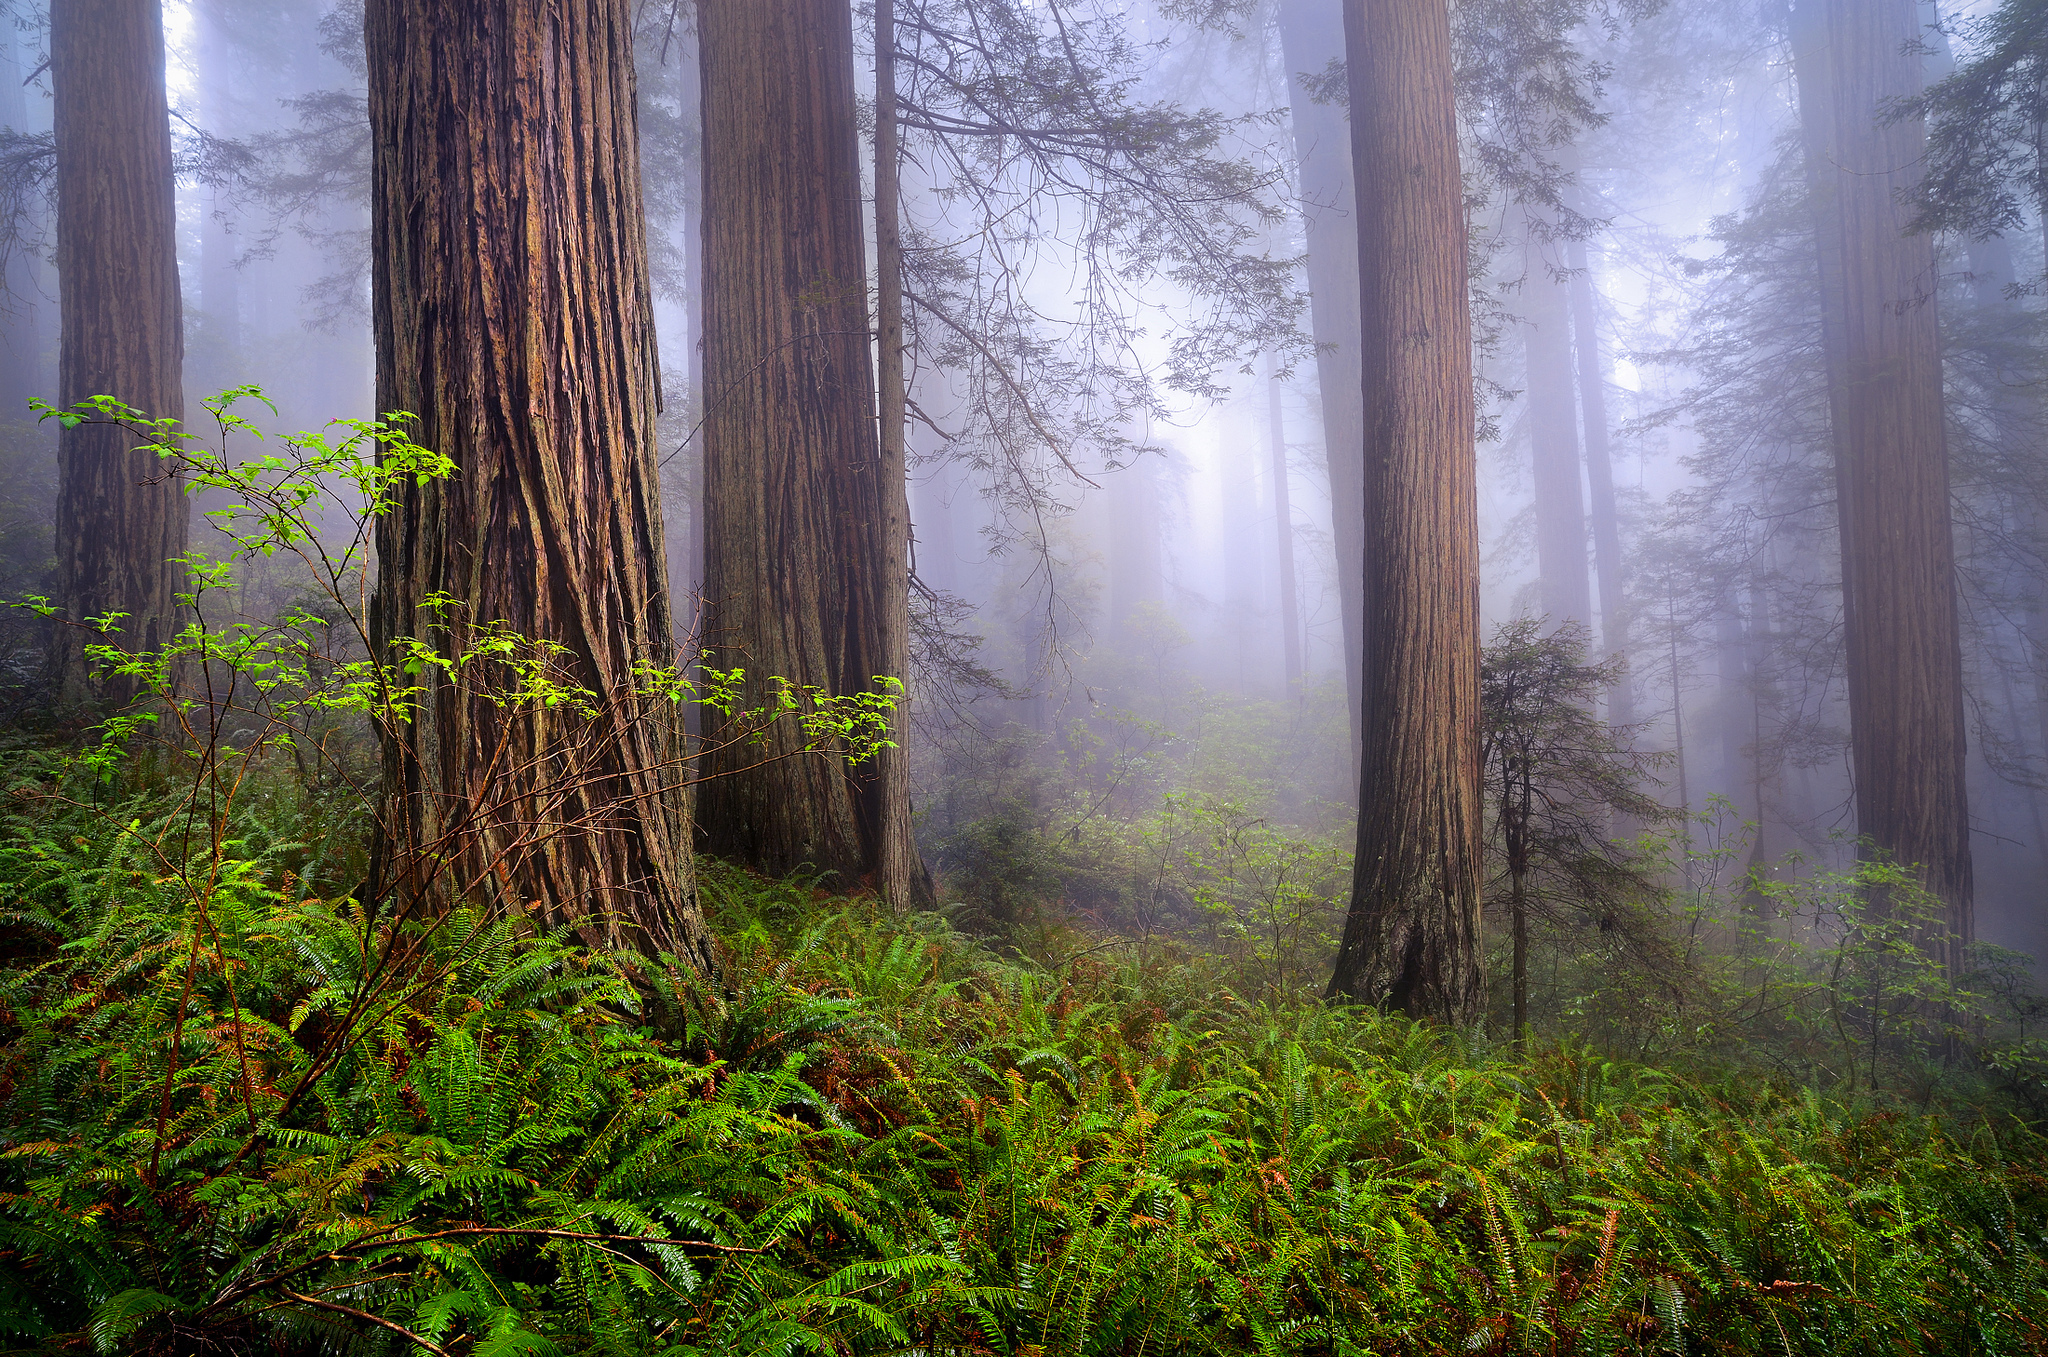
[1,761,2043,1356]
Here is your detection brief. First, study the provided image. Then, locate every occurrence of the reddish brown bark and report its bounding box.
[695,0,927,903]
[51,0,186,705]
[366,0,711,967]
[1325,0,1484,1022]
[1792,0,1973,959]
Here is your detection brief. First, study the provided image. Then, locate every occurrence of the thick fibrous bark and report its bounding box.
[1520,227,1591,629]
[51,0,186,704]
[1793,0,1973,958]
[366,0,711,967]
[696,0,925,900]
[1325,0,1484,1022]
[1277,0,1365,763]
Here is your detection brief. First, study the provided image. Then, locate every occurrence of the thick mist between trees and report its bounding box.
[5,0,2048,1349]
[12,0,2030,964]
[2,0,2045,977]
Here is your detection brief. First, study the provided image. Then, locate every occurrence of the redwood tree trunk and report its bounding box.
[1565,232,1633,727]
[695,0,926,902]
[1325,0,1484,1022]
[0,22,49,427]
[51,0,186,705]
[1267,356,1303,694]
[1794,0,1974,961]
[365,0,712,968]
[1277,0,1365,765]
[873,0,923,909]
[1521,215,1591,629]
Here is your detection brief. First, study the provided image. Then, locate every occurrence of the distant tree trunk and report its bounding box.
[1507,786,1529,1050]
[1564,232,1633,726]
[0,22,49,425]
[1324,0,1484,1022]
[1520,214,1591,630]
[365,0,712,968]
[1793,0,1973,962]
[198,2,239,372]
[696,0,928,904]
[872,0,922,910]
[1277,0,1365,767]
[1109,453,1164,634]
[674,16,705,635]
[1267,356,1303,694]
[50,0,187,707]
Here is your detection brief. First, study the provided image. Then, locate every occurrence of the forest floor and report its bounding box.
[0,750,2044,1355]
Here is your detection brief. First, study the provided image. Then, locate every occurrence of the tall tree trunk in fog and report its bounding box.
[1109,455,1164,633]
[365,0,713,968]
[1565,233,1633,726]
[672,20,705,632]
[872,0,921,909]
[0,24,47,424]
[199,3,239,371]
[696,0,928,904]
[1268,357,1303,694]
[1277,0,1365,765]
[1520,216,1591,630]
[1792,0,1973,961]
[51,0,187,705]
[1325,0,1483,1022]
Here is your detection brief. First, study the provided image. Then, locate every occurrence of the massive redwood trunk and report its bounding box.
[51,0,186,704]
[1792,0,1973,960]
[1277,0,1366,764]
[365,0,712,968]
[1325,0,1484,1022]
[695,0,927,903]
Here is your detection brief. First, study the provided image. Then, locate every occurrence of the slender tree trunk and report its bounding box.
[1509,821,1528,1051]
[365,0,712,968]
[1276,0,1365,767]
[872,0,926,909]
[677,15,705,636]
[1668,587,1691,842]
[1793,0,1973,962]
[1324,0,1483,1022]
[1565,232,1633,726]
[51,0,187,706]
[199,2,240,373]
[1109,452,1164,634]
[1268,354,1303,694]
[0,22,48,425]
[1521,212,1591,630]
[696,0,927,903]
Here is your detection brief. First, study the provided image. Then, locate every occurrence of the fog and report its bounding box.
[2,0,2043,967]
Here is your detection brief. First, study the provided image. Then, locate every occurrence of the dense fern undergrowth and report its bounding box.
[1,754,2045,1356]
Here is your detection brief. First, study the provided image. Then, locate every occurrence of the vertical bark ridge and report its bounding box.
[696,0,914,896]
[367,0,710,967]
[51,0,186,705]
[1326,0,1484,1023]
[1794,0,1973,959]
